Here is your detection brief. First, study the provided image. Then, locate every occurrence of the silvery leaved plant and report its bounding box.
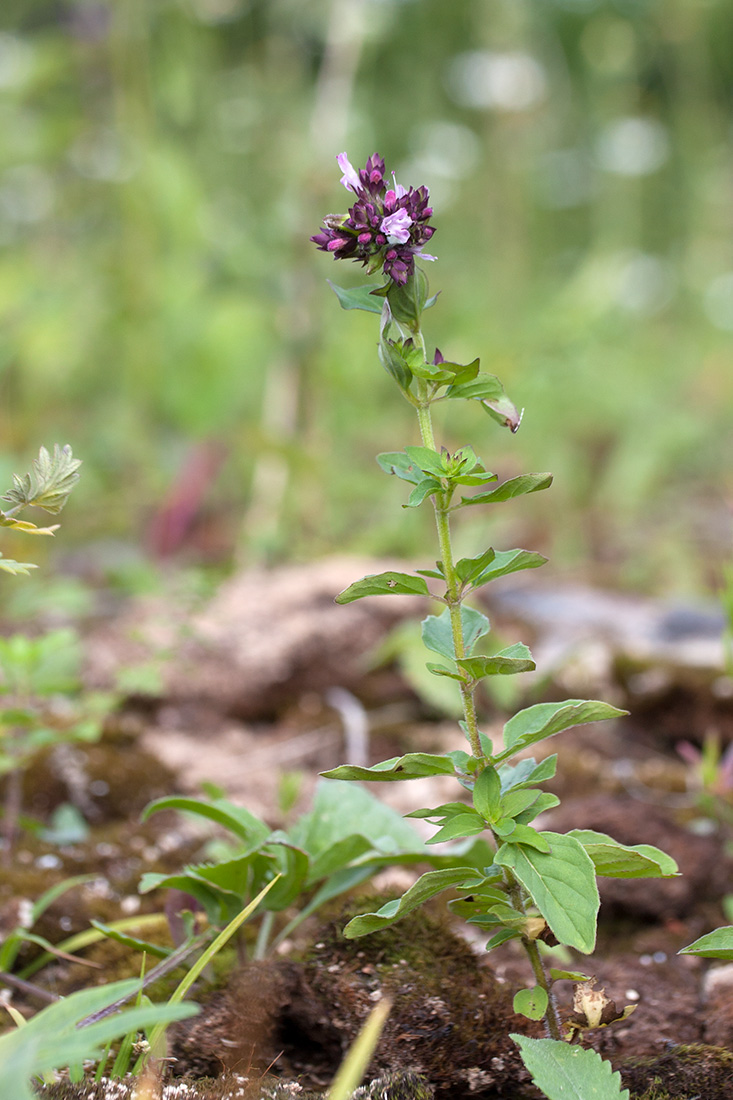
[0,444,81,575]
[313,152,679,1097]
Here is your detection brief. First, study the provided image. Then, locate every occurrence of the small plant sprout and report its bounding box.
[312,152,679,1092]
[0,444,81,575]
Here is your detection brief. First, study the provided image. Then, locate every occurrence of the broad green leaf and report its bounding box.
[322,752,456,782]
[335,571,430,603]
[404,445,447,478]
[291,780,427,869]
[498,823,551,851]
[512,1035,630,1100]
[495,700,627,763]
[568,830,679,879]
[472,765,502,821]
[500,788,542,819]
[142,795,270,846]
[458,643,535,679]
[514,986,548,1021]
[327,281,383,314]
[426,812,486,845]
[343,867,481,938]
[499,754,558,792]
[496,832,599,953]
[514,792,561,823]
[456,548,496,583]
[470,548,548,589]
[485,927,521,950]
[137,872,228,922]
[445,375,506,403]
[376,451,422,484]
[461,473,553,506]
[405,477,442,507]
[679,926,733,960]
[422,605,490,661]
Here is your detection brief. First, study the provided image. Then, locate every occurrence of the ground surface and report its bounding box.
[3,559,733,1099]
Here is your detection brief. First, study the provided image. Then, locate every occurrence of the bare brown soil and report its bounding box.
[4,560,733,1099]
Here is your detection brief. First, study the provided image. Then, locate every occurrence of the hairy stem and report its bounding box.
[414,373,484,760]
[412,312,561,1042]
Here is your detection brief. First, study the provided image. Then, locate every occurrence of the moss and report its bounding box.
[297,897,534,1099]
[622,1043,733,1100]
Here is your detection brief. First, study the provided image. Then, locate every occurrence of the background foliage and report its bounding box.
[2,0,733,590]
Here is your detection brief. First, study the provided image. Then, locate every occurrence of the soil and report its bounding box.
[3,559,733,1100]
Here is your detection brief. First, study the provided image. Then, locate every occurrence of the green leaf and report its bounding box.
[472,766,502,821]
[327,281,383,314]
[499,824,552,851]
[445,375,507,403]
[512,1035,630,1100]
[514,986,548,1021]
[379,336,413,391]
[405,477,442,507]
[421,605,490,661]
[495,700,627,763]
[0,553,38,574]
[3,445,81,516]
[335,571,431,603]
[322,752,456,783]
[456,548,496,583]
[485,927,521,950]
[496,832,599,953]
[343,867,481,938]
[514,792,561,824]
[89,921,170,959]
[386,268,430,325]
[499,754,558,792]
[470,548,548,589]
[549,968,593,982]
[376,451,422,484]
[461,473,553,507]
[427,662,467,682]
[404,445,448,478]
[0,978,196,1096]
[291,779,427,870]
[500,788,542,819]
[445,375,522,433]
[457,643,535,680]
[142,796,270,846]
[679,926,733,960]
[568,830,679,879]
[426,811,486,845]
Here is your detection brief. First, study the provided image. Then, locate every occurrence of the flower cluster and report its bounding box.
[311,153,436,286]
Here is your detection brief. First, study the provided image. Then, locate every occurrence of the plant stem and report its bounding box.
[500,866,563,1039]
[414,373,484,761]
[412,315,561,1042]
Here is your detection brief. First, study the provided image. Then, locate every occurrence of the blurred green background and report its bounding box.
[2,0,733,594]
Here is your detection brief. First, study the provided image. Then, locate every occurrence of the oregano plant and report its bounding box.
[312,153,678,1094]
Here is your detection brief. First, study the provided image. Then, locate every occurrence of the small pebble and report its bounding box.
[35,853,61,869]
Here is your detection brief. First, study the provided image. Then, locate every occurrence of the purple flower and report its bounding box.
[311,152,436,286]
